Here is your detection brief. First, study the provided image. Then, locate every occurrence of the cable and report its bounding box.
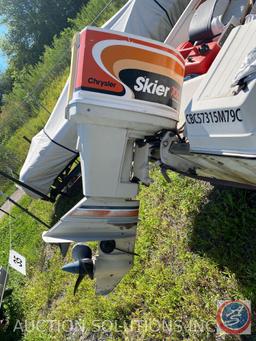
[7,197,51,229]
[0,170,52,202]
[0,208,14,218]
[89,0,115,26]
[153,0,173,27]
[115,247,139,257]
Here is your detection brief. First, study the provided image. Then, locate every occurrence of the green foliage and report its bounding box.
[71,0,126,30]
[0,143,19,198]
[0,69,13,105]
[0,0,87,70]
[6,71,68,163]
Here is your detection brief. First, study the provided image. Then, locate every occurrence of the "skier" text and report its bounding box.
[134,77,170,97]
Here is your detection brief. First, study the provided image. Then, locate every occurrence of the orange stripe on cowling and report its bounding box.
[71,209,139,218]
[101,45,185,83]
[130,36,185,66]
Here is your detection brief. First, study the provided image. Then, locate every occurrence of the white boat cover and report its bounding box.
[19,82,78,197]
[104,0,190,42]
[19,0,190,198]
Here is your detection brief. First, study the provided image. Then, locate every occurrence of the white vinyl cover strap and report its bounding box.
[43,129,77,154]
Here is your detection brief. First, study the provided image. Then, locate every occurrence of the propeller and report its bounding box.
[62,244,94,295]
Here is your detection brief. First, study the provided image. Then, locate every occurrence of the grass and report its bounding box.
[0,0,255,339]
[0,185,16,207]
[1,169,256,340]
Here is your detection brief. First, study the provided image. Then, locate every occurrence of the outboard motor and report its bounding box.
[44,27,185,294]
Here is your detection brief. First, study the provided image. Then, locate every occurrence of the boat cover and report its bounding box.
[19,0,190,198]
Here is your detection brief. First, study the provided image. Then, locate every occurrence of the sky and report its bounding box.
[0,24,8,72]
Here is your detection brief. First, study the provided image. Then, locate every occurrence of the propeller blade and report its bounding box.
[73,259,94,295]
[80,259,94,280]
[62,259,94,276]
[62,260,80,274]
[74,273,86,295]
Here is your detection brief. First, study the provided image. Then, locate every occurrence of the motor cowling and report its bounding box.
[67,27,185,199]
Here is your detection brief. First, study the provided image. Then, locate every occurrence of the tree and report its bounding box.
[0,0,87,70]
[0,69,13,105]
